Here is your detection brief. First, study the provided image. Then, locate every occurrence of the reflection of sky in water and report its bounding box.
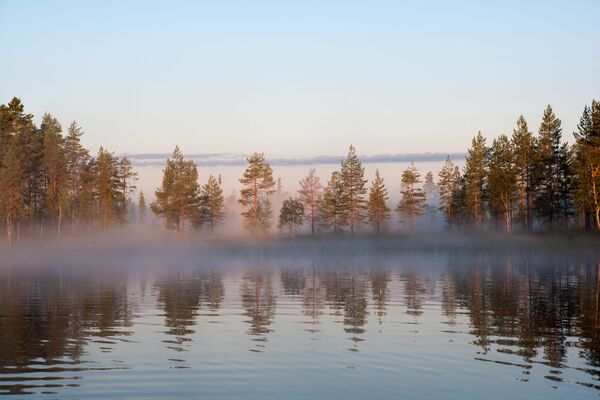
[1,255,599,399]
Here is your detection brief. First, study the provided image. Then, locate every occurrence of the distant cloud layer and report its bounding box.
[125,152,466,167]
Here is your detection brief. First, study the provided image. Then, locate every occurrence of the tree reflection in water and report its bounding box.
[1,256,600,396]
[241,269,276,351]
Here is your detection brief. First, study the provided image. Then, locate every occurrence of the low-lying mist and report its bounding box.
[2,230,599,271]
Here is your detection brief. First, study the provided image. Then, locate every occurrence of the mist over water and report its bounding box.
[2,240,600,399]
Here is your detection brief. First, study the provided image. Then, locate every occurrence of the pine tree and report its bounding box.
[487,134,516,232]
[464,132,488,228]
[239,153,275,233]
[573,101,600,229]
[0,137,25,245]
[63,121,90,230]
[449,169,468,228]
[298,168,322,235]
[320,171,347,233]
[534,105,564,229]
[0,98,42,234]
[40,113,67,236]
[151,146,201,231]
[199,174,225,232]
[138,191,147,224]
[115,157,138,223]
[94,147,120,228]
[511,116,536,230]
[367,169,391,234]
[396,162,426,229]
[340,145,367,234]
[279,198,304,239]
[438,155,457,226]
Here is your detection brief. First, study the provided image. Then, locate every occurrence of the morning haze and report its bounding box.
[1,1,600,399]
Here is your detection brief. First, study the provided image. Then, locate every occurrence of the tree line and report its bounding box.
[2,97,599,243]
[151,101,600,236]
[0,98,137,244]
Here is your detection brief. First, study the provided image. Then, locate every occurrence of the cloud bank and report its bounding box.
[125,152,466,167]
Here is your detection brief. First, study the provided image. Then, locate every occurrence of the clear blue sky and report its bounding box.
[1,1,598,156]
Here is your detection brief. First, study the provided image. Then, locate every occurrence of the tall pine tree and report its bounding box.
[487,134,516,232]
[464,132,488,228]
[340,145,367,234]
[320,171,347,233]
[367,169,391,234]
[396,162,426,229]
[151,146,201,231]
[511,116,536,230]
[199,174,225,232]
[239,153,275,233]
[297,168,322,235]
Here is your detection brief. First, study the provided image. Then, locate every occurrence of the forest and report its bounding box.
[1,97,599,244]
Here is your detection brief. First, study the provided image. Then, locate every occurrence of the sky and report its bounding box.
[1,1,599,157]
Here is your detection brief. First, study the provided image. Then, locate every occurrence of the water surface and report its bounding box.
[1,252,600,399]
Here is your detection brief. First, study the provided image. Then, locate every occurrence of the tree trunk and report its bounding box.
[180,206,185,231]
[57,204,62,239]
[253,178,258,231]
[7,213,12,247]
[592,165,600,230]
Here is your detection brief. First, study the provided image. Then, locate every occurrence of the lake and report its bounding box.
[1,243,600,399]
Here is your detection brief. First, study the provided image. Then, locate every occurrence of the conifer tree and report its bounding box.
[40,113,67,236]
[438,156,457,225]
[396,162,426,229]
[199,174,225,232]
[511,116,536,230]
[464,132,488,227]
[116,157,138,223]
[151,146,201,230]
[320,171,347,233]
[94,147,120,228]
[449,169,468,227]
[340,145,367,234]
[573,101,600,229]
[0,98,42,234]
[279,198,304,239]
[138,191,147,224]
[367,169,391,234]
[487,134,516,232]
[297,168,322,235]
[534,105,565,229]
[0,137,25,245]
[63,121,90,230]
[239,153,275,233]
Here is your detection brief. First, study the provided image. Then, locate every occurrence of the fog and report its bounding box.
[2,231,599,272]
[135,160,462,205]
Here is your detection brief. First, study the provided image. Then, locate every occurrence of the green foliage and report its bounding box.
[239,153,275,233]
[278,198,304,238]
[438,156,457,224]
[298,168,322,235]
[464,132,488,227]
[534,105,569,229]
[138,191,147,224]
[199,174,225,232]
[367,169,390,234]
[487,134,516,231]
[396,162,426,229]
[151,146,200,230]
[340,145,367,234]
[320,171,347,233]
[573,101,600,229]
[0,136,26,245]
[511,115,536,230]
